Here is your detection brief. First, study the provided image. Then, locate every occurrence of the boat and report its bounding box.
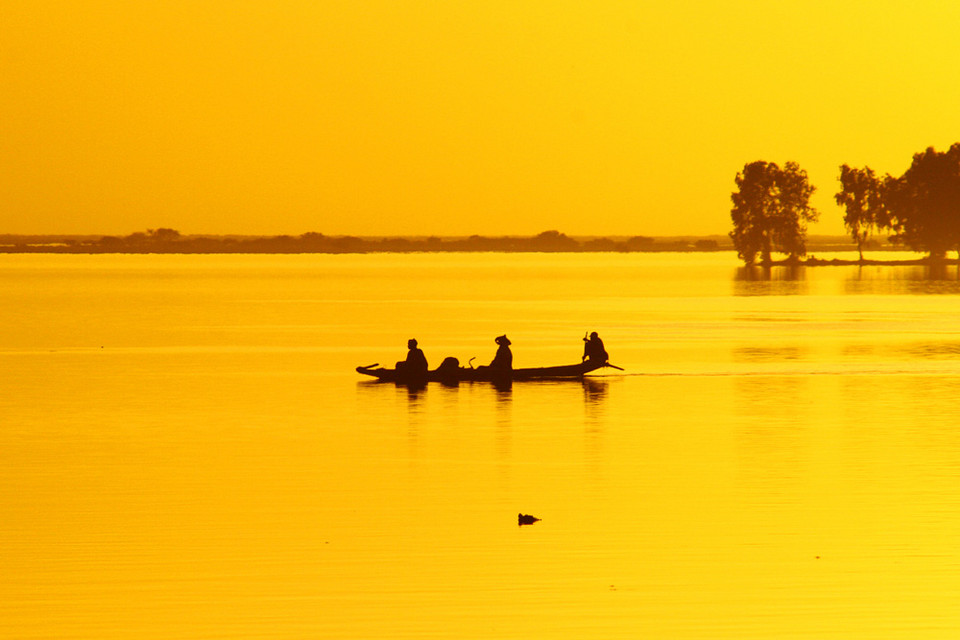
[356,357,611,384]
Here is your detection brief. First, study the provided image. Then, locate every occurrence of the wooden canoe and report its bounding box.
[356,358,609,384]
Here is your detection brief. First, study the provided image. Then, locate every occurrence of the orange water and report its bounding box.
[3,253,960,638]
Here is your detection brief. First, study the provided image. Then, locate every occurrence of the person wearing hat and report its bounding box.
[582,332,608,363]
[396,338,428,376]
[489,335,513,370]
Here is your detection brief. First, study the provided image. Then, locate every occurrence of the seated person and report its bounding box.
[489,334,513,370]
[396,338,428,376]
[582,332,608,363]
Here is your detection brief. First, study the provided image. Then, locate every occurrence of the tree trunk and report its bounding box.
[761,235,772,265]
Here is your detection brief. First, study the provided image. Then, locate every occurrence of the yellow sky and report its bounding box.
[2,1,959,236]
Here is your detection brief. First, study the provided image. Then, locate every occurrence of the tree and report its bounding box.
[730,161,819,265]
[883,144,960,259]
[147,228,181,242]
[625,236,655,251]
[835,164,889,261]
[530,230,579,252]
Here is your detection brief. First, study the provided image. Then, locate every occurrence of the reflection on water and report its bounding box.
[917,261,960,283]
[9,253,960,640]
[359,377,614,408]
[733,264,808,296]
[403,381,427,405]
[581,379,609,460]
[581,377,608,405]
[734,345,805,362]
[491,379,513,395]
[845,263,960,295]
[904,341,960,360]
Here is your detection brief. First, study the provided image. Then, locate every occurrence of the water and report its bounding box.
[3,252,960,638]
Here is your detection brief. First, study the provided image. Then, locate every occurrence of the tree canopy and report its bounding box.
[833,144,960,260]
[885,144,960,258]
[835,165,888,261]
[730,161,818,265]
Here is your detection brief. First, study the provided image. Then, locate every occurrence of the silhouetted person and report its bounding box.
[396,338,428,376]
[582,332,608,363]
[490,335,513,370]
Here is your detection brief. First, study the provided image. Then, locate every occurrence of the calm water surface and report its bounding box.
[3,253,960,638]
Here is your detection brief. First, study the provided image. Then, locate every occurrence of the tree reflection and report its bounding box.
[844,263,960,295]
[919,261,960,283]
[733,265,808,296]
[733,345,804,363]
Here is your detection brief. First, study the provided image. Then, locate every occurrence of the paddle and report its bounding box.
[584,330,620,370]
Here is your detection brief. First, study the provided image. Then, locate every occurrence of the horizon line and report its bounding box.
[0,231,860,242]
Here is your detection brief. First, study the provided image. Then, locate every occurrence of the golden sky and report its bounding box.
[2,1,959,237]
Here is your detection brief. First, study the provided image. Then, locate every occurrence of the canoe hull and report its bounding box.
[356,359,607,384]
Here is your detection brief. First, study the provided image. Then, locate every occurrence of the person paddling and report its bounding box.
[582,332,608,364]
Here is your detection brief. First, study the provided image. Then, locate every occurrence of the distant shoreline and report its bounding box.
[0,231,925,262]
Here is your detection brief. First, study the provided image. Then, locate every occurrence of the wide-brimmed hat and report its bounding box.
[495,335,511,346]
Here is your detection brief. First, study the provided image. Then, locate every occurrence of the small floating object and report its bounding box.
[518,513,540,525]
